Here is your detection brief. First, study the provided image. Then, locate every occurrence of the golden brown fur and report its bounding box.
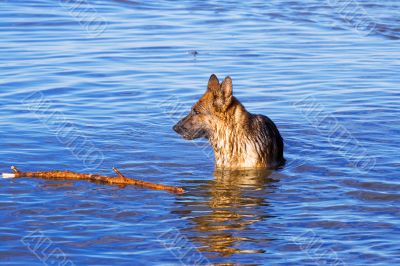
[173,74,285,170]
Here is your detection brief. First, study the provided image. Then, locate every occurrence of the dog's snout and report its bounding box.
[173,124,180,133]
[173,117,187,134]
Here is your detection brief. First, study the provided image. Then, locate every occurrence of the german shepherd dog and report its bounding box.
[173,74,285,170]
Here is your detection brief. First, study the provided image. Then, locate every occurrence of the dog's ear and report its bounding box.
[221,76,233,99]
[207,74,220,92]
[212,76,233,111]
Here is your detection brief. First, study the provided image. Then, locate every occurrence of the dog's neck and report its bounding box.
[209,98,262,169]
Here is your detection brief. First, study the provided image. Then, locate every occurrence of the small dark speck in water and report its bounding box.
[189,50,199,56]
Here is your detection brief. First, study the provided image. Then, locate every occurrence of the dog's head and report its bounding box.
[173,74,233,140]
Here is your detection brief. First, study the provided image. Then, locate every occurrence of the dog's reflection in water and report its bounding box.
[174,169,278,257]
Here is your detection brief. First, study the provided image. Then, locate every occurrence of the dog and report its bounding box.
[173,74,285,170]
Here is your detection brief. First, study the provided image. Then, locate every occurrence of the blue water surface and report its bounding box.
[0,1,399,265]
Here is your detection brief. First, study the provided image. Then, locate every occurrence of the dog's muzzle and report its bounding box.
[173,124,181,134]
[173,122,207,140]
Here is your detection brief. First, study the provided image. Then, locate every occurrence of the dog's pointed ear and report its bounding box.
[221,76,233,99]
[207,74,220,92]
[212,76,233,111]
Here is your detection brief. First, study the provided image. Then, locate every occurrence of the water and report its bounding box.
[1,1,399,265]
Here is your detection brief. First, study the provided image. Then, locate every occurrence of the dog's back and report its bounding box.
[249,114,285,169]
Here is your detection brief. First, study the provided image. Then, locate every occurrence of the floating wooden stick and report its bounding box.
[2,166,184,194]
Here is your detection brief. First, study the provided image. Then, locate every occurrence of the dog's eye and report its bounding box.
[192,109,201,115]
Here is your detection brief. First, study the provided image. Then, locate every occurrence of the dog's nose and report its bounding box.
[173,124,180,133]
